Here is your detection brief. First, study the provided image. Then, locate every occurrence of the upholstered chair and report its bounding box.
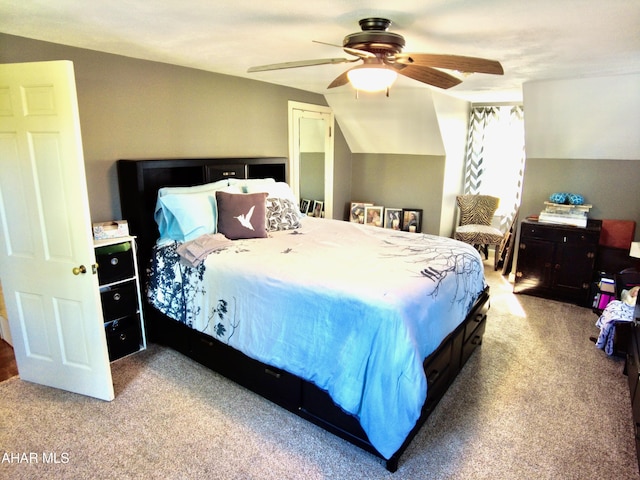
[454,195,504,270]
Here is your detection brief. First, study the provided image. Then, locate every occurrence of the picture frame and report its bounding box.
[311,200,324,218]
[402,209,423,233]
[300,199,311,215]
[350,202,372,224]
[364,205,384,227]
[384,208,403,230]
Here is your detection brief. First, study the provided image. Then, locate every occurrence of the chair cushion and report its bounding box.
[455,224,504,245]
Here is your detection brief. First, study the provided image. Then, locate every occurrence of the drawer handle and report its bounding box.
[119,333,127,341]
[264,368,281,379]
[113,293,121,301]
[472,335,483,346]
[427,368,441,385]
[474,313,483,323]
[222,171,237,177]
[110,257,119,266]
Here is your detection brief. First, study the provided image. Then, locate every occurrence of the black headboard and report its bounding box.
[117,157,287,270]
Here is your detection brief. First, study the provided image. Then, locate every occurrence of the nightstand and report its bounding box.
[94,236,146,361]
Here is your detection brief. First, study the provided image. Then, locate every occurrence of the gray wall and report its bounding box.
[350,154,446,235]
[521,75,640,242]
[6,33,637,244]
[1,33,347,222]
[520,158,640,238]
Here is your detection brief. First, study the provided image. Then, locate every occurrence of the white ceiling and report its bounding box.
[1,0,639,103]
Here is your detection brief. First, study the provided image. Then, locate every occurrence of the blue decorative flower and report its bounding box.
[549,192,568,204]
[568,193,584,205]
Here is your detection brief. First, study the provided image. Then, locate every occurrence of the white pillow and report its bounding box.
[238,178,276,193]
[157,178,237,198]
[244,181,302,217]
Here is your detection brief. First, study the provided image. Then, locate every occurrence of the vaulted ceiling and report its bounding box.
[2,0,639,103]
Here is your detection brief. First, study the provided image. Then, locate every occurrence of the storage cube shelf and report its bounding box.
[94,236,146,361]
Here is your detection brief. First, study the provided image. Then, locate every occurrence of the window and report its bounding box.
[464,106,524,230]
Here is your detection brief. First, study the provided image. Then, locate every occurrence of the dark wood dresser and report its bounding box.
[514,219,602,307]
[626,302,640,471]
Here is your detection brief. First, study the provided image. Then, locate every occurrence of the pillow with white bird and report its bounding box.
[215,191,268,240]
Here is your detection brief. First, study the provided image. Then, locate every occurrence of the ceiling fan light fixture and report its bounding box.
[347,65,397,92]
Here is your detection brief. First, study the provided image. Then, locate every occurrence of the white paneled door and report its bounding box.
[0,61,114,401]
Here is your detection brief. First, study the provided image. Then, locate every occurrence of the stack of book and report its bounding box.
[538,202,592,227]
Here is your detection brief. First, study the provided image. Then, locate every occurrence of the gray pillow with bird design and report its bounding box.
[216,191,268,240]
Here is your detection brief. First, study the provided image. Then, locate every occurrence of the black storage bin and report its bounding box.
[100,280,138,321]
[105,315,141,361]
[96,242,134,284]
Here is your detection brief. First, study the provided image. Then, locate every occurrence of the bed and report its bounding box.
[117,157,490,472]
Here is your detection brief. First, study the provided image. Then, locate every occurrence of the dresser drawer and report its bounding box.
[101,280,138,321]
[96,243,134,284]
[521,223,598,244]
[105,315,141,361]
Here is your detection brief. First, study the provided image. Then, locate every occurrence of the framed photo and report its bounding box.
[350,202,372,224]
[300,199,311,215]
[402,209,423,233]
[364,205,384,227]
[384,208,403,230]
[311,200,324,218]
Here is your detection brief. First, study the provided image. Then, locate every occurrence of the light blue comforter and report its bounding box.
[148,217,486,459]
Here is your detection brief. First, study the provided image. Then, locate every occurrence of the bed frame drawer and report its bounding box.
[424,337,453,397]
[461,315,486,366]
[464,311,485,343]
[300,381,368,443]
[190,331,302,411]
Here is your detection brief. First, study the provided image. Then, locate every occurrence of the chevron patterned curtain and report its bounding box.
[463,106,525,231]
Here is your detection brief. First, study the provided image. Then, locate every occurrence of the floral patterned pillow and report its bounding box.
[266,197,302,231]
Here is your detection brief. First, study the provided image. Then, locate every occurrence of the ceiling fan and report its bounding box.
[247,18,504,93]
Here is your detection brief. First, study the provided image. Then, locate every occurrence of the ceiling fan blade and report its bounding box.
[312,40,376,59]
[391,64,463,89]
[247,57,355,73]
[327,69,351,89]
[395,53,504,75]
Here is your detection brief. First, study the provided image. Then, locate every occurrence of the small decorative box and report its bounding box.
[93,220,129,240]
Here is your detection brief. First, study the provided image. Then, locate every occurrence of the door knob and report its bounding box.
[72,265,87,275]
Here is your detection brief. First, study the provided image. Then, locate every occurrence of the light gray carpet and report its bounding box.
[1,265,639,479]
